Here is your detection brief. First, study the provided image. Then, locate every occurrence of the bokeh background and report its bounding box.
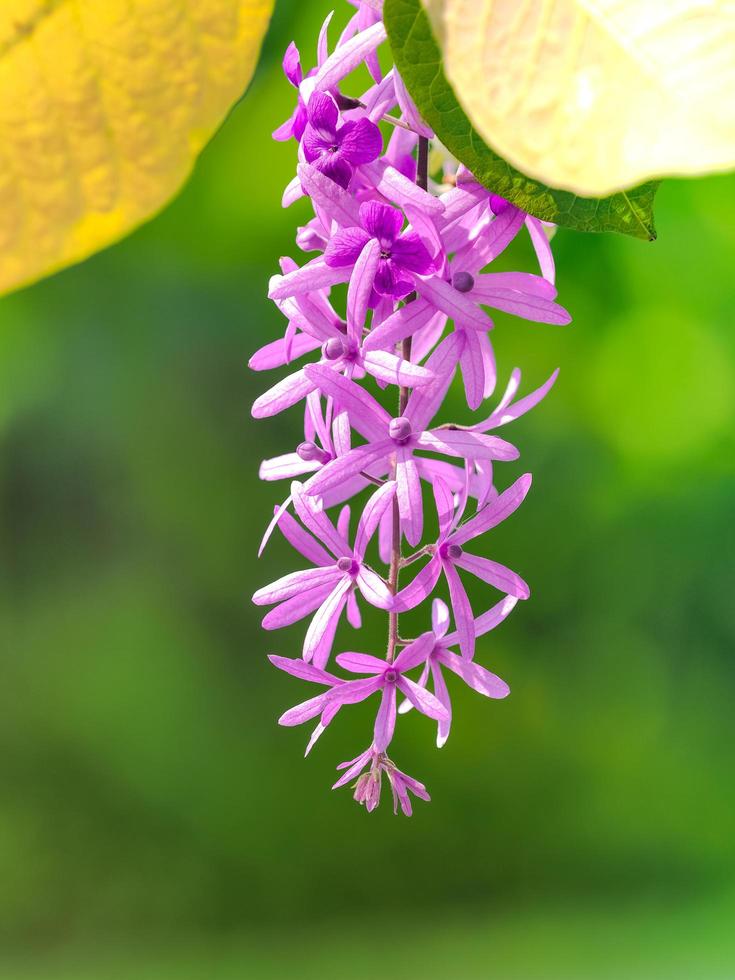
[1,3,734,978]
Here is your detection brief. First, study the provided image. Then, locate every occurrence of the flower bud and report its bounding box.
[452,270,475,293]
[323,337,345,360]
[296,441,330,464]
[337,556,358,575]
[388,416,412,443]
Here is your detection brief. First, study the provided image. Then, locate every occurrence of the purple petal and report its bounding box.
[261,583,334,630]
[325,227,372,267]
[297,163,362,227]
[393,68,433,138]
[336,651,388,674]
[430,660,452,747]
[362,296,437,352]
[253,566,341,606]
[450,473,532,545]
[396,452,423,547]
[393,556,442,613]
[259,452,317,482]
[282,41,302,88]
[346,589,362,628]
[391,231,435,275]
[249,333,321,372]
[432,475,455,539]
[356,567,394,609]
[339,117,383,164]
[291,481,350,557]
[303,578,352,667]
[436,647,510,698]
[268,655,338,685]
[443,561,475,661]
[269,258,352,300]
[473,595,518,638]
[453,552,530,600]
[312,152,354,189]
[474,369,559,431]
[317,11,334,67]
[360,160,444,216]
[337,504,351,544]
[459,327,486,411]
[347,239,381,341]
[307,91,339,134]
[417,429,520,462]
[354,481,397,559]
[526,215,556,284]
[363,350,435,387]
[415,275,491,332]
[373,684,397,752]
[373,258,414,300]
[251,368,315,419]
[393,631,434,672]
[471,285,571,325]
[469,205,525,267]
[396,675,448,721]
[304,443,388,497]
[332,747,372,789]
[303,364,389,441]
[278,691,331,727]
[432,597,450,639]
[314,21,386,92]
[325,675,383,705]
[359,200,404,245]
[276,507,333,567]
[473,271,557,299]
[405,331,463,431]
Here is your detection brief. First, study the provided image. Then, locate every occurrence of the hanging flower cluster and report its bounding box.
[251,0,571,815]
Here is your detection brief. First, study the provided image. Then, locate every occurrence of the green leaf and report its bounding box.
[384,0,659,240]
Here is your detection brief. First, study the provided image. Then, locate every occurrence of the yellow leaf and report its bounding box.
[422,0,735,196]
[0,0,273,295]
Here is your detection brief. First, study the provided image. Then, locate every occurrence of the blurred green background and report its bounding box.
[1,3,734,978]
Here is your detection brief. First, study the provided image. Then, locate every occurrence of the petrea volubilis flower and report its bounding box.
[251,2,572,814]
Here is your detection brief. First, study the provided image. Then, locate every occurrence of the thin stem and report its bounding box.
[387,134,430,662]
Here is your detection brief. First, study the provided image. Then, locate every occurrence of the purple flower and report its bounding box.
[302,92,383,189]
[302,336,520,546]
[325,200,436,305]
[253,481,396,667]
[272,631,448,752]
[399,597,515,746]
[394,473,532,660]
[333,745,431,816]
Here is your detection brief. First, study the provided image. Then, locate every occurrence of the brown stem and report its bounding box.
[386,134,430,662]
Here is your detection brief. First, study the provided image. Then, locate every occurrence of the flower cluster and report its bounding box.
[251,1,571,815]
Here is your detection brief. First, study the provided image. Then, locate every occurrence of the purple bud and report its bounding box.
[324,337,345,360]
[388,416,412,443]
[337,556,358,575]
[452,271,475,293]
[297,441,330,464]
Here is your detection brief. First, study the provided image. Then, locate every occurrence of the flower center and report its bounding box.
[323,337,345,360]
[452,271,475,293]
[384,670,397,684]
[388,416,412,444]
[440,542,463,561]
[337,556,358,575]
